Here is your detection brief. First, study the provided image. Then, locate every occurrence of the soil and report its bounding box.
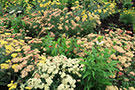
[101,13,133,36]
[0,86,8,90]
[100,0,135,36]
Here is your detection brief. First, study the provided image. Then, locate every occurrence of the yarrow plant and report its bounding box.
[0,29,46,86]
[19,55,83,90]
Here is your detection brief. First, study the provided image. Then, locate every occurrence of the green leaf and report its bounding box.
[83,72,91,79]
[80,61,89,66]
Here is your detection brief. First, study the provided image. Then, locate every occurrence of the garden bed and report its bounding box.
[0,0,135,90]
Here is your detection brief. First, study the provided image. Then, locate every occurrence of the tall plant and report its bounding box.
[80,47,119,90]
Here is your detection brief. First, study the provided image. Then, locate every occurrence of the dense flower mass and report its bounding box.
[19,55,83,90]
[0,0,135,90]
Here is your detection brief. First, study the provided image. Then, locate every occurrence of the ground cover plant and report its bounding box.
[0,0,135,90]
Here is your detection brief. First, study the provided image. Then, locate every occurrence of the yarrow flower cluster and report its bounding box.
[20,55,83,90]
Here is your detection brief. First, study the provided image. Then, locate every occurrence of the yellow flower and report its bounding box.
[11,53,18,58]
[75,1,79,4]
[6,60,11,63]
[5,33,11,36]
[7,38,13,41]
[25,86,32,89]
[5,45,13,51]
[0,63,9,69]
[0,31,3,33]
[7,80,17,90]
[38,56,46,65]
[103,9,107,13]
[6,50,11,54]
[40,3,44,7]
[97,5,100,8]
[25,0,29,3]
[56,2,61,5]
[39,56,46,60]
[12,64,18,70]
[16,48,21,52]
[82,14,87,22]
[41,10,44,13]
[94,10,97,13]
[97,9,102,13]
[82,14,88,19]
[20,40,24,43]
[1,41,8,45]
[81,10,86,15]
[13,40,18,43]
[38,60,46,64]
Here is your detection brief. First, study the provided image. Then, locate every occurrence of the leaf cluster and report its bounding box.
[80,47,119,90]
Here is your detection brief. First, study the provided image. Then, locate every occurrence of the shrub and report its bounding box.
[119,9,135,25]
[21,7,101,38]
[122,0,133,9]
[0,0,37,15]
[81,0,116,19]
[39,8,100,37]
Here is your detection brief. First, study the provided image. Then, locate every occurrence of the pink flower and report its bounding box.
[49,45,52,48]
[31,40,34,43]
[126,31,132,34]
[119,30,123,33]
[118,72,123,76]
[27,50,34,54]
[113,46,126,53]
[12,35,15,38]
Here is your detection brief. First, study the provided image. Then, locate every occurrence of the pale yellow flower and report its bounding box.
[75,16,80,22]
[58,25,63,30]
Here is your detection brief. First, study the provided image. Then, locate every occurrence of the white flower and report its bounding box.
[17,11,22,13]
[57,84,65,90]
[27,78,42,89]
[41,73,49,78]
[46,77,52,86]
[61,72,66,78]
[47,66,54,74]
[20,55,82,90]
[96,41,104,45]
[44,85,49,90]
[9,10,15,14]
[52,69,58,74]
